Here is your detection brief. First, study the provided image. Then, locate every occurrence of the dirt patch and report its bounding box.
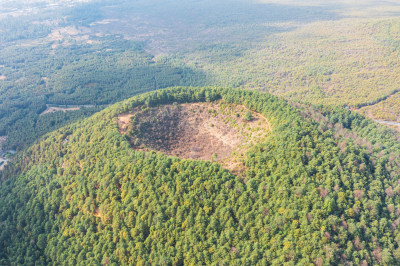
[84,82,97,88]
[47,26,81,42]
[0,136,8,170]
[40,106,80,116]
[118,101,270,174]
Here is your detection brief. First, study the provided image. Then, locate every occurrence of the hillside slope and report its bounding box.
[1,87,400,264]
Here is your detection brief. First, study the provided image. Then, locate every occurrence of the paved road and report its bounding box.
[375,120,400,127]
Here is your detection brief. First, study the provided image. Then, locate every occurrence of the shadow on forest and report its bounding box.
[85,0,344,54]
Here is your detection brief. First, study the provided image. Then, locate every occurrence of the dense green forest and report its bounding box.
[2,87,400,264]
[0,36,206,150]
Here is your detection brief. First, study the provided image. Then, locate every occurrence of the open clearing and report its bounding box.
[118,101,270,174]
[40,106,80,116]
[0,136,8,170]
[0,136,6,146]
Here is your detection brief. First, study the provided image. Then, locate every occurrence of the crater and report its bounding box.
[118,101,270,173]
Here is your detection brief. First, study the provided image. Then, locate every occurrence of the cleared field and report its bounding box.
[40,106,81,116]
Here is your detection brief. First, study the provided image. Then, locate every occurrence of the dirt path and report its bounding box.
[375,120,400,126]
[355,90,400,125]
[374,120,400,132]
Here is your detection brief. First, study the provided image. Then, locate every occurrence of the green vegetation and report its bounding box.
[359,91,400,122]
[2,87,400,264]
[0,36,205,150]
[2,2,400,264]
[173,18,400,112]
[119,101,269,174]
[2,0,400,150]
[244,111,253,121]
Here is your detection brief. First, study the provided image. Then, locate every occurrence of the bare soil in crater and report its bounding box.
[118,101,270,174]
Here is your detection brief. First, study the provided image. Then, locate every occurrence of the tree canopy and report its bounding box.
[1,87,400,265]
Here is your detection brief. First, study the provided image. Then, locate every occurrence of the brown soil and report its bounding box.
[84,82,97,88]
[118,102,270,174]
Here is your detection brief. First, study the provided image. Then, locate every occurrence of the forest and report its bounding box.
[2,1,400,265]
[172,18,400,112]
[0,35,206,150]
[1,87,400,264]
[2,0,400,150]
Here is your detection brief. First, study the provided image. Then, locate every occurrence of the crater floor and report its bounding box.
[118,101,270,173]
